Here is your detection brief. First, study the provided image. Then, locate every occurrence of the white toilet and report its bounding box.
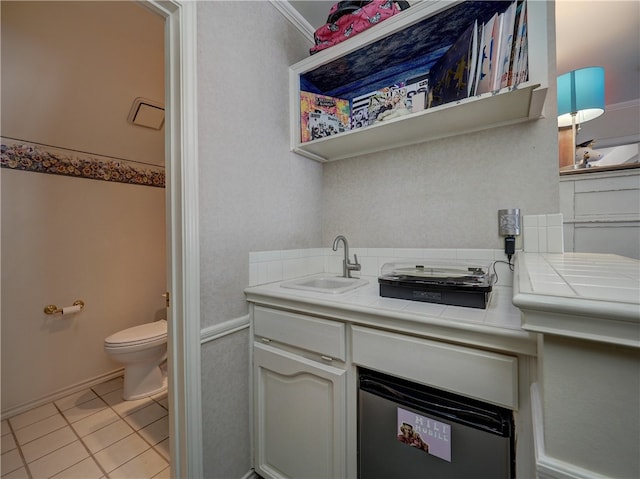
[104,319,168,400]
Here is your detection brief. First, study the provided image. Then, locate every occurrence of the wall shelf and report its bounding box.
[295,82,544,162]
[289,0,549,163]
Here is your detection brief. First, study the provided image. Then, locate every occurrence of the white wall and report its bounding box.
[1,2,166,414]
[0,1,165,166]
[542,335,640,478]
[1,169,166,413]
[322,119,560,249]
[197,2,323,329]
[577,99,640,148]
[195,2,322,477]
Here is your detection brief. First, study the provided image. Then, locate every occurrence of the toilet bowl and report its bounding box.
[104,319,168,400]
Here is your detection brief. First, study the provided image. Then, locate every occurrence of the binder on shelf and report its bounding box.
[467,20,479,98]
[475,13,497,95]
[489,12,505,91]
[497,1,518,89]
[512,0,529,85]
[472,0,527,94]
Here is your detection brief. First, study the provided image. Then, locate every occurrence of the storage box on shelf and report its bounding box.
[289,0,549,162]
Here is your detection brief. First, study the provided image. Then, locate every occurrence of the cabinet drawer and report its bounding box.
[254,306,346,361]
[352,325,518,409]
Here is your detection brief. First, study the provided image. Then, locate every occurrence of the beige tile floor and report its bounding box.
[1,377,170,479]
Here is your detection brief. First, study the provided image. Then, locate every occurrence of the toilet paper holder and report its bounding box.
[44,300,85,315]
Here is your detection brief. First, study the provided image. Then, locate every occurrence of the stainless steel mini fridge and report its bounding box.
[358,368,515,479]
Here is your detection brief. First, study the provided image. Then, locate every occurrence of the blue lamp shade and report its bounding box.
[557,66,605,127]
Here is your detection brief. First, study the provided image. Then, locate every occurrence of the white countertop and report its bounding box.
[245,273,537,356]
[246,252,640,352]
[513,252,640,347]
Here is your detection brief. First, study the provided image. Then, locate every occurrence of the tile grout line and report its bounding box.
[51,397,111,479]
[99,414,169,477]
[5,417,34,479]
[86,385,170,477]
[4,378,170,479]
[105,439,165,478]
[85,382,161,477]
[121,399,171,468]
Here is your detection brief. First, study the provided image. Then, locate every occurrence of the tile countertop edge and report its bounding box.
[245,283,537,356]
[513,253,640,349]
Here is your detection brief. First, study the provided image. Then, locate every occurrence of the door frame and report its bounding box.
[143,1,202,477]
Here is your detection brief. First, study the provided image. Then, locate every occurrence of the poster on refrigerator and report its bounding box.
[397,407,451,462]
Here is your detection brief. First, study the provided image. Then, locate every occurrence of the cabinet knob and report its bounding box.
[261,337,271,343]
[320,355,333,362]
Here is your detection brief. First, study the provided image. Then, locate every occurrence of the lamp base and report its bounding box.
[558,128,574,169]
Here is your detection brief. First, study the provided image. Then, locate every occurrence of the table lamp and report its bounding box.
[557,66,605,168]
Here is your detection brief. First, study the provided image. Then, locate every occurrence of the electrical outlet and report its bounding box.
[498,209,521,236]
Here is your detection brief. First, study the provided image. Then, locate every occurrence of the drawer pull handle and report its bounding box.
[261,337,271,343]
[320,355,333,362]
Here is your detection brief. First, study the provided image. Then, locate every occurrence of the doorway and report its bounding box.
[1,0,201,476]
[143,2,202,478]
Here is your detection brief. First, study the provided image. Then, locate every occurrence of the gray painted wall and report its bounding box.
[321,6,560,250]
[196,3,320,477]
[322,118,560,249]
[197,2,323,329]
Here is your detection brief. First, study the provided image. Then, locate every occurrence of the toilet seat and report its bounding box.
[105,320,167,348]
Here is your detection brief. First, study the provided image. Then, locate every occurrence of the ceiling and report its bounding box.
[289,0,640,106]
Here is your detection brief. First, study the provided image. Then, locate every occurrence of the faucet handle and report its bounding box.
[348,254,361,272]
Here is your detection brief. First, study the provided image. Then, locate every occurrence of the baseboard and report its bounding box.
[1,368,124,420]
[241,470,260,479]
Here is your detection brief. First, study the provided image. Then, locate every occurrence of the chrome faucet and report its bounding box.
[332,235,361,278]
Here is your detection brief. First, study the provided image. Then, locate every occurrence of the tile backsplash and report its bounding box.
[523,213,564,254]
[249,247,512,287]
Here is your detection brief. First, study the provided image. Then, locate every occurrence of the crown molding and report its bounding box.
[269,0,315,42]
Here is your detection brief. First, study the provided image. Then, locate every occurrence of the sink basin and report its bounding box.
[281,275,369,294]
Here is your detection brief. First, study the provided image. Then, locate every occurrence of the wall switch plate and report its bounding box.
[498,209,521,236]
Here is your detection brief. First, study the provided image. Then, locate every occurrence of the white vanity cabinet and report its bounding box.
[514,253,640,478]
[290,0,550,162]
[249,302,534,478]
[252,306,348,479]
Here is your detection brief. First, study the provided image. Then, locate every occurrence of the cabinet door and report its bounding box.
[253,342,347,479]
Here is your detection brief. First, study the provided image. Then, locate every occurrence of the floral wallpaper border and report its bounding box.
[0,138,165,188]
